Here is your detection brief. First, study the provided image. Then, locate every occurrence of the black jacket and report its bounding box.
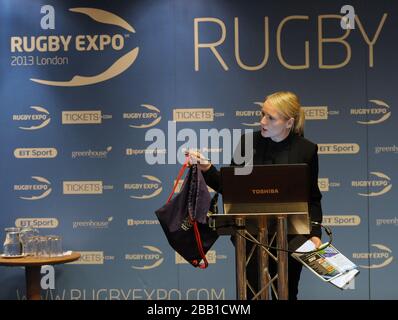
[202,130,323,242]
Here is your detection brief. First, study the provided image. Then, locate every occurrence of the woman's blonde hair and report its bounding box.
[265,91,305,136]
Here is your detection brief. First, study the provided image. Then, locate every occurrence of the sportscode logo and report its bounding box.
[124,104,162,129]
[126,246,164,270]
[13,106,51,130]
[127,219,159,227]
[10,7,139,86]
[125,148,167,157]
[14,176,52,200]
[125,175,162,199]
[352,172,392,196]
[350,100,391,125]
[353,244,394,269]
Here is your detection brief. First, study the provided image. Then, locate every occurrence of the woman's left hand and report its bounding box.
[310,236,322,249]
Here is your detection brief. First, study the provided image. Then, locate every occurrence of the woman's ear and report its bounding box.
[287,118,294,129]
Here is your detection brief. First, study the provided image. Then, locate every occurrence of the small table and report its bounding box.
[0,252,81,300]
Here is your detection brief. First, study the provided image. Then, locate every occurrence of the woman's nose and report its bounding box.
[260,116,267,125]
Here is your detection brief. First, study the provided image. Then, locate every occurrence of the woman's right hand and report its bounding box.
[186,150,212,172]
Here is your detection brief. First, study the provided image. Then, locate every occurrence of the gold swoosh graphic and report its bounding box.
[144,245,162,254]
[142,175,162,184]
[31,47,139,87]
[69,8,135,33]
[370,172,391,180]
[372,244,392,252]
[359,256,393,269]
[130,187,163,199]
[20,118,51,130]
[357,112,391,125]
[19,106,51,130]
[20,188,52,200]
[129,117,161,129]
[358,184,392,197]
[241,122,260,127]
[132,258,164,270]
[32,176,51,184]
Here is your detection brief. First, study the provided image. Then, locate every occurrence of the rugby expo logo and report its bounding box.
[126,246,164,270]
[352,172,392,197]
[125,175,162,199]
[353,244,394,269]
[14,176,52,200]
[124,104,162,129]
[13,106,51,130]
[235,102,262,126]
[10,6,139,86]
[350,99,391,125]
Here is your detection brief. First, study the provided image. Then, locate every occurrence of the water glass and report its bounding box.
[48,235,63,257]
[3,228,22,256]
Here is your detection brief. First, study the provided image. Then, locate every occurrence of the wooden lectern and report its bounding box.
[209,164,311,300]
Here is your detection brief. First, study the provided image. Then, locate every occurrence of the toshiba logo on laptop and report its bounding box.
[251,188,279,194]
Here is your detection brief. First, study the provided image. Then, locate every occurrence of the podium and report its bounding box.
[209,164,311,300]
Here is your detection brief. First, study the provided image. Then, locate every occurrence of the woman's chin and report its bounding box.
[261,130,269,138]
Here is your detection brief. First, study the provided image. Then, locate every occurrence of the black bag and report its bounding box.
[155,162,219,268]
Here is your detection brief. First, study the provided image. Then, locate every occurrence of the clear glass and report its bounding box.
[3,228,22,256]
[48,235,63,257]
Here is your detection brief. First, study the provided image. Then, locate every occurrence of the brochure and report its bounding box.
[292,240,359,289]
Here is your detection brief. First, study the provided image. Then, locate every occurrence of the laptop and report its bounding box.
[218,164,311,234]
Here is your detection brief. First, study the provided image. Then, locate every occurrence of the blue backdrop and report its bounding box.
[0,0,397,300]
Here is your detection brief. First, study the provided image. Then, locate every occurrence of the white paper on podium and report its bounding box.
[292,240,359,289]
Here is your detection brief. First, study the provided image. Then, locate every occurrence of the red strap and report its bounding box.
[166,156,189,204]
[191,218,209,269]
[165,158,209,269]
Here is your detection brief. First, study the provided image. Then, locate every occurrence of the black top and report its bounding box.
[202,130,323,240]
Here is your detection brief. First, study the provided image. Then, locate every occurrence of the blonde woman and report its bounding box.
[190,91,323,300]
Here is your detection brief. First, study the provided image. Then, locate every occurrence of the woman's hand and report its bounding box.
[310,236,322,249]
[186,150,212,172]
